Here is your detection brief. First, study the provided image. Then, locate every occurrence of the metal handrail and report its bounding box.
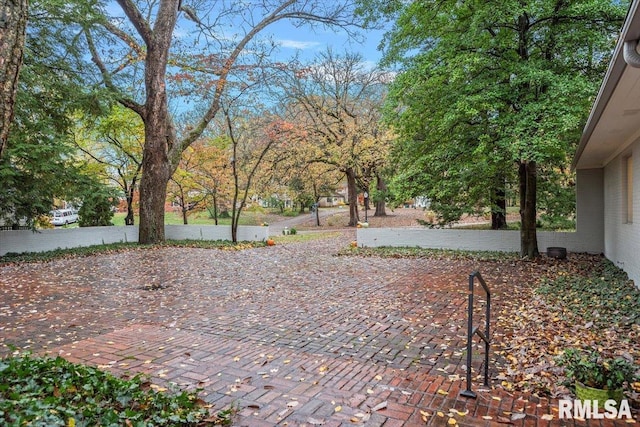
[460,271,491,399]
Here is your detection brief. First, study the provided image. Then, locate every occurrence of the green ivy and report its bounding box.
[536,259,640,328]
[557,349,637,390]
[0,355,233,426]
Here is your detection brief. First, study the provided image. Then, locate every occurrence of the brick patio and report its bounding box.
[1,231,637,426]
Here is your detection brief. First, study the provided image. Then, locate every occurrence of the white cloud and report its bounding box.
[277,39,322,50]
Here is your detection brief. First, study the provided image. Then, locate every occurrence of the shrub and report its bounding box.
[557,349,637,390]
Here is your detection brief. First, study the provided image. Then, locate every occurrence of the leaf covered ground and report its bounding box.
[493,253,640,402]
[344,247,640,407]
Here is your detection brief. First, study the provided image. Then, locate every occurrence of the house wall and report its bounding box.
[0,225,269,256]
[603,139,640,285]
[575,168,605,253]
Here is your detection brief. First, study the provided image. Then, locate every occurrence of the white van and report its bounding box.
[50,209,79,226]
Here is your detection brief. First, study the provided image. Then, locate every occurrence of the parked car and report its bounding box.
[50,209,79,226]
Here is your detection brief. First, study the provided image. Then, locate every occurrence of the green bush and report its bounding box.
[0,354,233,426]
[557,349,637,390]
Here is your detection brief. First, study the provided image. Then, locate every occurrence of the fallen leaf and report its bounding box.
[511,413,526,421]
[334,405,342,412]
[540,414,553,420]
[437,389,448,396]
[371,401,387,411]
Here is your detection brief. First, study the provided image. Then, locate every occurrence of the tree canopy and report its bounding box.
[0,0,108,227]
[359,0,627,256]
[71,0,365,243]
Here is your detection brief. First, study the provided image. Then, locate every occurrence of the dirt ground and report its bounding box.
[292,206,518,230]
[293,206,472,229]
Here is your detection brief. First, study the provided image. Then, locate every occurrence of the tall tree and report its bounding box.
[0,0,101,227]
[360,0,627,257]
[79,0,362,244]
[0,0,28,158]
[279,50,393,226]
[75,105,144,225]
[185,138,234,225]
[221,105,286,242]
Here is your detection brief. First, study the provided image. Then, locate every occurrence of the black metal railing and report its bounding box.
[460,271,491,399]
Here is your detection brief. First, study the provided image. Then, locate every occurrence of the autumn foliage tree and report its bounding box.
[278,50,393,226]
[259,117,343,223]
[219,102,290,242]
[186,138,234,225]
[74,0,363,244]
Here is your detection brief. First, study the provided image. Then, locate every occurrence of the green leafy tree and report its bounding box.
[74,105,144,226]
[0,0,101,227]
[359,0,627,256]
[76,176,118,227]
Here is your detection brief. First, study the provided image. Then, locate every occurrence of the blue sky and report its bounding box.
[263,19,388,68]
[103,2,389,68]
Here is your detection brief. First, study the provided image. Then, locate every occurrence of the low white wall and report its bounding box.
[0,225,268,256]
[356,228,601,254]
[165,225,269,242]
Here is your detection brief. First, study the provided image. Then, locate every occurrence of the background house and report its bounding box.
[573,0,640,286]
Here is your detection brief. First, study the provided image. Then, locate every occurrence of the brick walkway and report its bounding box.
[0,231,636,426]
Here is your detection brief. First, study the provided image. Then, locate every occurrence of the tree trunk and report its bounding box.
[138,149,171,243]
[132,0,179,244]
[346,167,359,226]
[212,192,218,225]
[125,186,135,225]
[0,0,28,159]
[374,175,387,217]
[519,160,539,258]
[491,176,507,229]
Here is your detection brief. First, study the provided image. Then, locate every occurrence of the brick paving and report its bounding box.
[0,231,637,426]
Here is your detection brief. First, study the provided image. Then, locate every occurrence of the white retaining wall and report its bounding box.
[356,228,600,254]
[357,168,606,257]
[0,225,269,256]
